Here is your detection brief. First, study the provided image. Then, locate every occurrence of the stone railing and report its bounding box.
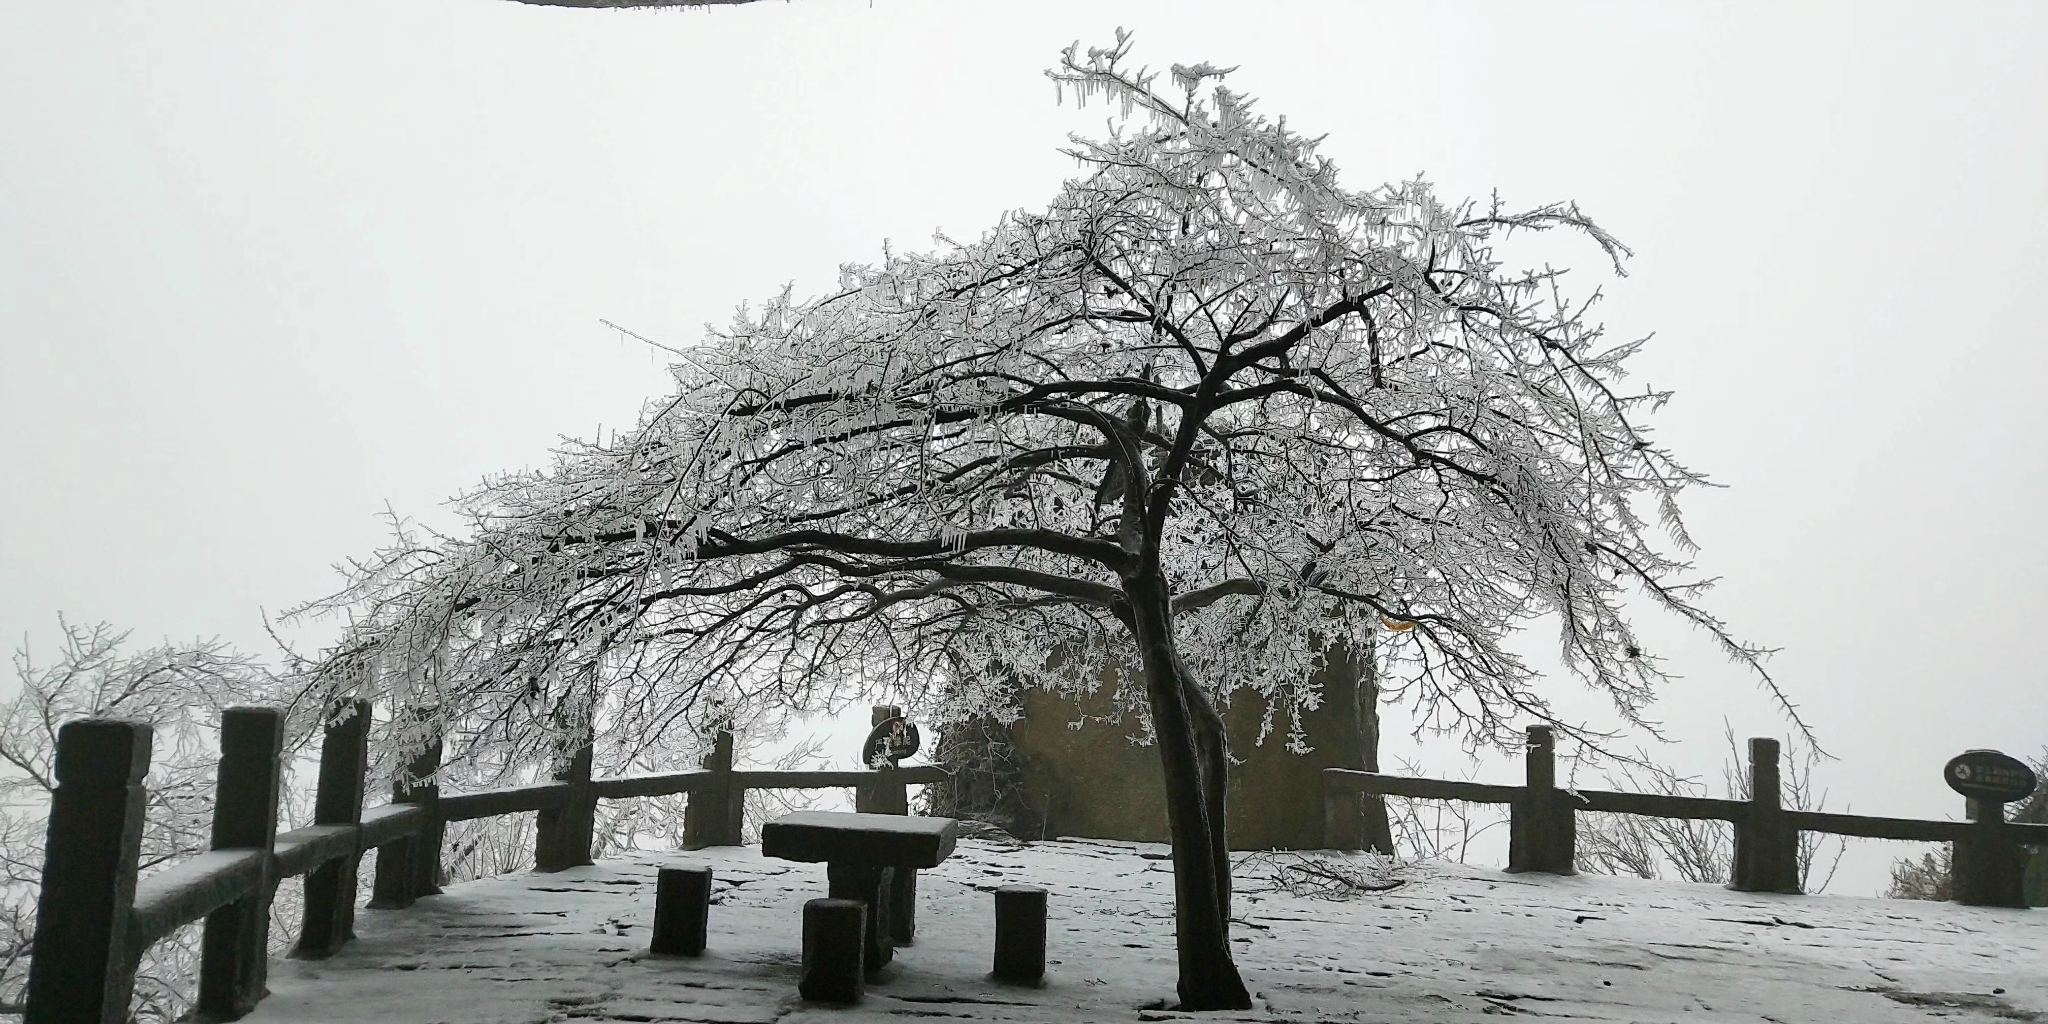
[1323,725,2046,905]
[22,702,943,1023]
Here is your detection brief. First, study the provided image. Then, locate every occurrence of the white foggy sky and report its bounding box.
[2,0,2043,893]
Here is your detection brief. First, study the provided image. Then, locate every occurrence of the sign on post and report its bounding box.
[1944,749,2038,805]
[860,715,922,770]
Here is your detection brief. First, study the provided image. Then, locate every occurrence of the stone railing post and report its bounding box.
[854,705,921,944]
[195,707,285,1021]
[370,707,443,908]
[1507,725,1575,874]
[24,719,153,1024]
[683,730,743,849]
[1322,769,1366,852]
[293,698,371,959]
[535,724,597,872]
[1729,737,1800,893]
[854,705,909,816]
[1953,796,2028,908]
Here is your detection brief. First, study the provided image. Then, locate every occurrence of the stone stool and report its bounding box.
[992,884,1046,984]
[800,898,866,1004]
[650,865,713,956]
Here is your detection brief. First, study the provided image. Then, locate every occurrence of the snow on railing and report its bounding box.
[20,702,944,1023]
[1323,725,2047,903]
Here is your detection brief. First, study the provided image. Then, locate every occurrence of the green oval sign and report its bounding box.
[1944,749,2037,804]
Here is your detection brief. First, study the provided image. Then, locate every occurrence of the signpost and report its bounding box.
[1944,749,2038,805]
[1944,749,2037,909]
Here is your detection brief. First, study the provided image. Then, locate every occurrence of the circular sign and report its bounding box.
[861,716,922,769]
[1943,749,2037,804]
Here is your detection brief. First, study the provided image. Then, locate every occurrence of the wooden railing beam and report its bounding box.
[357,803,424,849]
[1783,810,1960,843]
[735,767,952,789]
[591,770,711,800]
[1573,790,1745,820]
[272,825,360,879]
[1321,769,1522,805]
[126,849,267,955]
[440,782,578,822]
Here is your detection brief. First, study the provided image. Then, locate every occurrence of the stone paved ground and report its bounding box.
[245,837,2048,1023]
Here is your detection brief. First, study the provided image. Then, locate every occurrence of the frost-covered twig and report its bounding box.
[1236,849,1405,900]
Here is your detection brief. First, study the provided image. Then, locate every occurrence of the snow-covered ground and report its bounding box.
[248,836,2046,1023]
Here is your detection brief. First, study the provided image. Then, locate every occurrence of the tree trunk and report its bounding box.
[1127,571,1253,1011]
[1183,675,1232,919]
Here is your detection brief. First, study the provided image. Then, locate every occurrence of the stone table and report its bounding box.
[759,811,957,974]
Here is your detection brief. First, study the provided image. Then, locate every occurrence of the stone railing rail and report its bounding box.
[1323,725,2046,906]
[23,701,943,1023]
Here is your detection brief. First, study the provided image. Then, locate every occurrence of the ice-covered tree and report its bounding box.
[291,33,1789,1008]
